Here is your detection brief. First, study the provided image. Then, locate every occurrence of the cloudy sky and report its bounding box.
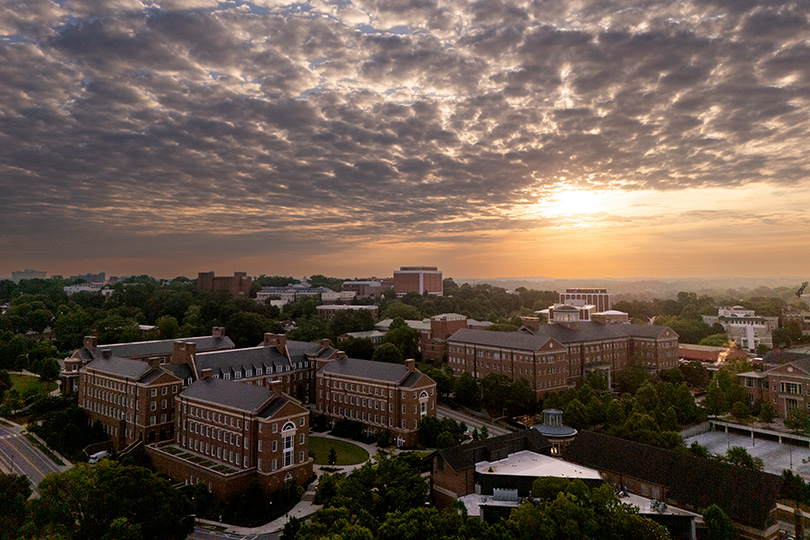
[1,0,809,280]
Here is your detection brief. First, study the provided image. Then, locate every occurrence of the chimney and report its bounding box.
[212,326,225,338]
[148,357,161,369]
[84,335,98,351]
[320,338,331,348]
[269,378,283,397]
[405,358,415,371]
[275,334,287,350]
[171,341,196,365]
[101,349,112,359]
[263,333,277,347]
[200,368,213,380]
[521,317,541,331]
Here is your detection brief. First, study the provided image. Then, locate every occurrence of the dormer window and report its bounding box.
[256,368,263,376]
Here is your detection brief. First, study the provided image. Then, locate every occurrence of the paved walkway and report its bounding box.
[198,433,386,535]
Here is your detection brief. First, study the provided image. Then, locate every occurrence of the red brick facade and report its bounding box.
[315,358,437,446]
[393,266,443,296]
[447,323,679,399]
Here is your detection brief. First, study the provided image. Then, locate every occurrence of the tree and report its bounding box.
[703,504,735,540]
[699,334,730,347]
[730,401,750,422]
[759,402,776,424]
[382,325,421,360]
[380,301,422,321]
[563,399,589,430]
[372,343,403,364]
[453,372,480,409]
[330,309,374,338]
[29,462,193,540]
[0,473,31,540]
[328,447,338,465]
[340,337,375,360]
[154,315,180,339]
[785,408,810,434]
[226,311,279,348]
[725,446,763,470]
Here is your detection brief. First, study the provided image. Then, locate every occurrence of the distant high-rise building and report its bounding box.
[559,288,611,313]
[197,272,252,297]
[11,269,47,283]
[393,266,443,297]
[70,272,106,283]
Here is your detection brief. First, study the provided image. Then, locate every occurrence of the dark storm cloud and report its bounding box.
[1,0,809,267]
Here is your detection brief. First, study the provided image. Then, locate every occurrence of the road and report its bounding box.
[188,528,279,540]
[0,421,68,495]
[437,405,513,437]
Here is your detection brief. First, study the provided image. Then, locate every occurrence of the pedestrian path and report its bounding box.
[197,433,384,535]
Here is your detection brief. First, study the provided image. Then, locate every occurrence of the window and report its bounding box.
[161,399,167,409]
[150,402,157,411]
[162,387,167,395]
[283,435,294,467]
[782,382,802,395]
[151,389,157,397]
[272,440,278,452]
[299,433,305,444]
[272,459,277,471]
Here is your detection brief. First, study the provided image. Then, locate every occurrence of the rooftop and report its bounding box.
[475,450,601,480]
[181,377,274,412]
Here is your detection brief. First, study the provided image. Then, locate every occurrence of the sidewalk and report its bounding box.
[198,433,385,534]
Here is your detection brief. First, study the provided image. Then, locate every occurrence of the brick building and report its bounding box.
[175,333,342,405]
[420,313,470,362]
[341,280,391,298]
[314,357,436,447]
[447,319,678,400]
[738,357,810,418]
[702,306,779,352]
[147,376,312,501]
[61,328,234,393]
[559,288,612,313]
[197,271,252,297]
[315,304,379,321]
[78,353,183,449]
[393,266,443,297]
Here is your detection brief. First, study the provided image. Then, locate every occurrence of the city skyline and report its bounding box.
[2,0,809,279]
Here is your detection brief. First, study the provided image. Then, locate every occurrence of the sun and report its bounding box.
[541,188,607,217]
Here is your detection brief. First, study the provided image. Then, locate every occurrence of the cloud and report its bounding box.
[1,0,809,276]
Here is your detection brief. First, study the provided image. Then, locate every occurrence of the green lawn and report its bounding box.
[310,436,369,466]
[10,374,56,396]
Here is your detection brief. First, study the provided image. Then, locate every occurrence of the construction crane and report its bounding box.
[798,281,808,299]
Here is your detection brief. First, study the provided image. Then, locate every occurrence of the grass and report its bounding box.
[310,436,369,466]
[10,374,57,397]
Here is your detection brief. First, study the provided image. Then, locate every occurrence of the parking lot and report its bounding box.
[685,430,810,480]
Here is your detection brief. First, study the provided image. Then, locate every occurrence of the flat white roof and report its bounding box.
[475,450,602,480]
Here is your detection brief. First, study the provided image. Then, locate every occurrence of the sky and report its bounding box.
[1,0,809,280]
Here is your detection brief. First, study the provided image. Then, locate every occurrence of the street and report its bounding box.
[0,421,68,495]
[188,527,279,540]
[437,404,513,437]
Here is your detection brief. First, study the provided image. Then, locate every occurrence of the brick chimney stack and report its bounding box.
[212,326,225,338]
[405,358,415,371]
[269,378,283,397]
[84,335,98,351]
[263,333,278,347]
[200,368,213,380]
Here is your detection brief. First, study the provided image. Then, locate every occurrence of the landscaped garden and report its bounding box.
[309,436,369,466]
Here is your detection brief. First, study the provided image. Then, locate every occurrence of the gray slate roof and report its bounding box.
[84,335,234,360]
[449,322,675,349]
[181,377,273,412]
[447,328,554,350]
[84,355,154,380]
[195,340,325,378]
[320,357,414,384]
